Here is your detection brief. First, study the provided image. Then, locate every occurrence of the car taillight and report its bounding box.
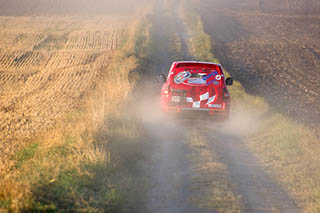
[164,85,170,97]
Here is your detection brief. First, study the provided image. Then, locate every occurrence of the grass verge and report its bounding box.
[180,0,320,211]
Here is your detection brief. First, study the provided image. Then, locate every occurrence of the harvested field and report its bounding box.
[0,7,154,209]
[0,15,132,175]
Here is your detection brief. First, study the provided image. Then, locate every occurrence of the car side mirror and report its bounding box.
[158,74,166,83]
[226,77,233,86]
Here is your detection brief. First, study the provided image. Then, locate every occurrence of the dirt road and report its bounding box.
[136,0,300,212]
[205,126,299,212]
[137,1,207,212]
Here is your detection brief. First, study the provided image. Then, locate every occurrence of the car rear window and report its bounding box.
[173,67,222,86]
[176,63,219,69]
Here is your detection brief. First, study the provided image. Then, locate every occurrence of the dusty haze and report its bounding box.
[1,0,320,212]
[0,0,152,15]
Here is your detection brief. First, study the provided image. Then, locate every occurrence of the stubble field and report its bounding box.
[0,15,128,170]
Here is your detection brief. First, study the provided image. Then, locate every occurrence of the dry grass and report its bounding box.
[178,4,217,64]
[0,12,151,211]
[247,115,320,212]
[188,131,243,212]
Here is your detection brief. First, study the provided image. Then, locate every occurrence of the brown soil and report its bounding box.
[197,0,320,126]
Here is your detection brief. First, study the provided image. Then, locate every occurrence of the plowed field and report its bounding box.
[197,0,320,126]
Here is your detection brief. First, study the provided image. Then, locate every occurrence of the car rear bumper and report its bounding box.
[165,105,227,116]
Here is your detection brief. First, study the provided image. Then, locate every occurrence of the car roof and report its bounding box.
[174,61,222,67]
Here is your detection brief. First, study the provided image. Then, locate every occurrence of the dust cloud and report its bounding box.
[134,89,264,141]
[0,0,152,16]
[136,94,165,124]
[220,107,264,137]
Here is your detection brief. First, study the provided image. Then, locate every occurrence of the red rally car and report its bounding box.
[158,61,233,120]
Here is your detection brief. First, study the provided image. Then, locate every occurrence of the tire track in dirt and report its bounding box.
[203,124,300,212]
[142,120,212,213]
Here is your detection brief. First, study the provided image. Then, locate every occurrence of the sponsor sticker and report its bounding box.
[208,104,222,108]
[202,71,219,81]
[192,101,201,108]
[188,78,206,85]
[206,95,216,105]
[200,92,209,101]
[174,71,191,84]
[213,81,219,85]
[186,97,193,103]
[201,70,221,86]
